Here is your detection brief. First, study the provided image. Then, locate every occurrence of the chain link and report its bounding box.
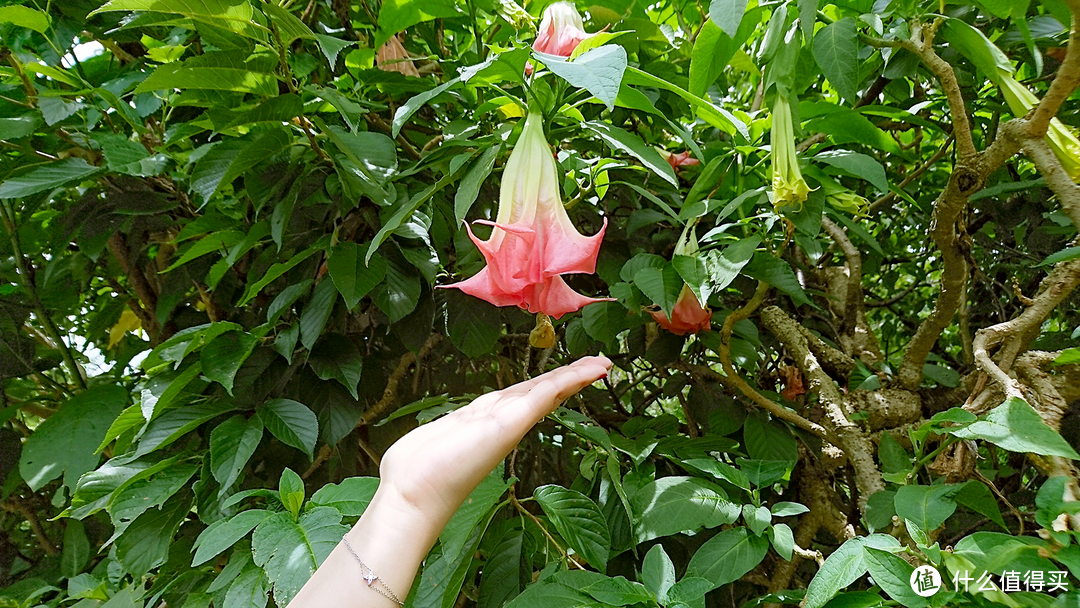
[341,535,405,606]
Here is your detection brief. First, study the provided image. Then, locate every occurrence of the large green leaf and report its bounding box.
[803,534,901,608]
[251,507,347,606]
[862,548,930,607]
[631,477,739,543]
[893,484,962,534]
[223,565,270,608]
[200,330,258,395]
[709,0,749,37]
[641,544,677,603]
[634,265,684,320]
[107,461,198,537]
[479,525,525,608]
[193,510,272,566]
[742,252,812,306]
[116,493,192,576]
[685,527,769,590]
[210,415,263,490]
[299,279,339,350]
[307,334,363,399]
[374,0,459,47]
[136,51,278,96]
[0,5,50,33]
[134,401,236,457]
[309,477,380,517]
[584,121,678,187]
[257,398,318,459]
[19,385,127,492]
[326,243,387,310]
[948,397,1080,459]
[540,46,628,111]
[455,143,501,225]
[812,18,860,104]
[814,150,889,192]
[189,128,292,203]
[534,485,611,571]
[90,0,259,28]
[61,520,90,578]
[0,158,103,199]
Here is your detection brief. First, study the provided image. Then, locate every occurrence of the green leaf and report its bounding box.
[939,18,1015,78]
[0,115,39,140]
[771,502,810,517]
[442,467,510,561]
[251,507,347,606]
[261,2,315,44]
[446,291,502,357]
[624,67,749,139]
[455,144,501,225]
[709,0,749,37]
[0,5,50,33]
[672,255,711,310]
[948,396,1080,459]
[375,0,460,48]
[770,523,795,561]
[279,468,305,518]
[685,527,769,590]
[0,158,103,199]
[190,128,292,203]
[300,279,338,350]
[894,484,961,533]
[705,236,760,291]
[61,520,91,577]
[210,415,263,490]
[223,565,270,608]
[803,534,900,608]
[323,125,396,193]
[135,401,236,457]
[478,526,525,608]
[116,493,192,576]
[539,46,628,111]
[192,509,272,566]
[583,121,678,187]
[878,431,912,475]
[19,385,127,492]
[107,461,198,537]
[392,78,461,138]
[136,51,278,96]
[862,547,930,607]
[201,331,258,394]
[742,252,812,306]
[744,504,771,535]
[534,485,611,570]
[258,398,319,459]
[327,243,388,310]
[814,150,888,192]
[310,477,379,516]
[631,477,739,543]
[812,18,860,104]
[90,0,259,28]
[366,162,469,263]
[208,94,303,131]
[373,257,421,322]
[1037,246,1080,267]
[581,301,628,345]
[580,577,654,606]
[1054,347,1080,365]
[954,480,1008,531]
[238,235,329,306]
[308,334,364,399]
[642,544,677,603]
[634,265,684,320]
[313,34,355,69]
[744,415,798,462]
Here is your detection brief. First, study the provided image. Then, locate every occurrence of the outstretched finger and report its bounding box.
[496,356,612,427]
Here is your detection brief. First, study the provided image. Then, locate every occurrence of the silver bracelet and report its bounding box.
[341,535,405,606]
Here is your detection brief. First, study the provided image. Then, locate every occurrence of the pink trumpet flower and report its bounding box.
[525,2,590,76]
[441,112,610,319]
[649,285,712,335]
[376,35,419,77]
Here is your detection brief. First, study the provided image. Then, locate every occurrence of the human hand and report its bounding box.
[375,355,612,536]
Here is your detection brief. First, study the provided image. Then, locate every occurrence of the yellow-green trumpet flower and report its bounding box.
[996,69,1080,182]
[770,95,815,211]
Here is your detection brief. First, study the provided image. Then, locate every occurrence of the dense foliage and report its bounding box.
[1,0,1080,606]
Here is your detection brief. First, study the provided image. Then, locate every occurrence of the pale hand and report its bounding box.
[290,355,612,608]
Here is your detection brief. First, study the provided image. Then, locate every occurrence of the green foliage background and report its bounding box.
[1,0,1079,606]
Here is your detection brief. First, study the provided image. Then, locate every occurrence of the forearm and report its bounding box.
[290,487,441,607]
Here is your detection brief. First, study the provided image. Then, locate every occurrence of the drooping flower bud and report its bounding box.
[441,112,610,319]
[533,2,590,57]
[996,69,1080,182]
[655,148,701,171]
[770,95,814,211]
[647,227,712,335]
[376,35,420,77]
